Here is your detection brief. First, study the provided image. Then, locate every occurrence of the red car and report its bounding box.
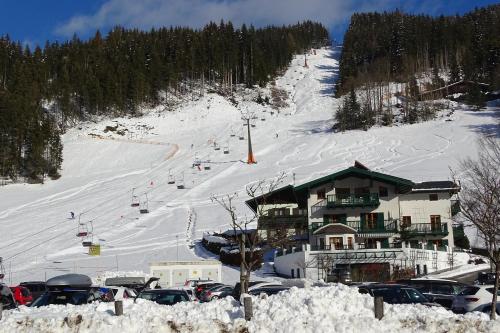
[10,286,33,305]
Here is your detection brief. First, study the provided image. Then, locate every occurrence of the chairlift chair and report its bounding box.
[139,193,149,214]
[251,122,256,128]
[223,145,229,154]
[214,144,220,151]
[77,222,89,238]
[131,188,140,207]
[177,173,185,189]
[204,163,211,170]
[167,174,175,184]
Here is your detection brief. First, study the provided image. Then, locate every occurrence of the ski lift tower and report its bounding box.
[0,256,5,280]
[241,114,256,164]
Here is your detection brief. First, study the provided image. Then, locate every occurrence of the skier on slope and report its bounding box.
[70,211,75,219]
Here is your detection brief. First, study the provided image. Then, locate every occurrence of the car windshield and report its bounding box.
[401,288,428,303]
[31,291,91,307]
[138,290,188,305]
[458,286,480,296]
[485,288,500,296]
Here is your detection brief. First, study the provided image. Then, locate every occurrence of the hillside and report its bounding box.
[0,46,498,284]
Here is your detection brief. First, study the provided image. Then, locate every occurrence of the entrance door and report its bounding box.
[329,237,343,250]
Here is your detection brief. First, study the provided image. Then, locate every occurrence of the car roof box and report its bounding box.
[46,274,92,289]
[105,276,145,287]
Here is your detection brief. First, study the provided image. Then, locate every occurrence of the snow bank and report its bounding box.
[202,233,229,245]
[2,284,499,333]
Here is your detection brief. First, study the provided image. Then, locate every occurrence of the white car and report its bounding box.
[451,285,500,314]
[109,287,137,300]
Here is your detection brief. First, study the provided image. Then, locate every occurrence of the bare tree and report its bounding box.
[455,136,500,319]
[211,172,287,296]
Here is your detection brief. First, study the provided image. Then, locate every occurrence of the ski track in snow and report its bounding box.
[0,46,498,283]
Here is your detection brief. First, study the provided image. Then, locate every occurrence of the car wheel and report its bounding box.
[211,296,219,301]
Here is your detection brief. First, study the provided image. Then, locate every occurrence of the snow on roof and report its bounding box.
[412,181,459,192]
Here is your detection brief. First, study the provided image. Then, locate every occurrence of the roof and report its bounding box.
[295,166,414,192]
[245,184,307,212]
[313,223,357,235]
[412,181,459,192]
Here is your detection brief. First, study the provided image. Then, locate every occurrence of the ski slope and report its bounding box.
[0,46,498,284]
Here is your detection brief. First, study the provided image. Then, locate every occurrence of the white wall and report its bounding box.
[399,191,454,247]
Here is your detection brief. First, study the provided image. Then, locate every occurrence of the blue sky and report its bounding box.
[1,0,499,48]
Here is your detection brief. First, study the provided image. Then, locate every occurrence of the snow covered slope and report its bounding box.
[0,46,498,284]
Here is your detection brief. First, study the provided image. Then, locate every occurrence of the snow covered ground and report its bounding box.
[0,46,498,287]
[1,284,499,333]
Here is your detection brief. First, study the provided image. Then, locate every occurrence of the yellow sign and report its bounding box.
[89,244,101,256]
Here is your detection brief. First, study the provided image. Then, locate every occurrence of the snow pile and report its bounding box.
[202,233,229,245]
[2,284,499,333]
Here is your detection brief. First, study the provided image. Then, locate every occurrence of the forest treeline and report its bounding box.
[335,4,500,131]
[0,21,329,182]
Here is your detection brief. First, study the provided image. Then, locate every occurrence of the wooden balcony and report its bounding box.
[400,223,448,237]
[258,215,308,228]
[326,193,380,208]
[310,220,398,234]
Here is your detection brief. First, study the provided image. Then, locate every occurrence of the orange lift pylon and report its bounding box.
[246,118,256,164]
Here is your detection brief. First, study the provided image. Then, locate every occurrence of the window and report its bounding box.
[365,213,378,229]
[335,188,350,199]
[432,283,454,295]
[291,269,295,278]
[402,216,412,227]
[317,188,326,200]
[329,237,343,250]
[429,193,438,201]
[379,186,388,197]
[347,237,353,249]
[324,214,346,224]
[354,187,370,196]
[430,215,441,230]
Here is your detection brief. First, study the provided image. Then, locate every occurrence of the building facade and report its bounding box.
[247,162,466,282]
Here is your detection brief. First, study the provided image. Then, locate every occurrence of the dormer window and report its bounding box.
[429,193,438,201]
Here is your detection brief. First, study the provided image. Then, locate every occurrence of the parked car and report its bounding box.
[0,283,17,310]
[136,289,190,305]
[106,286,137,300]
[194,282,224,299]
[357,284,441,307]
[396,278,466,308]
[10,286,33,305]
[248,286,290,297]
[19,281,46,300]
[475,272,497,285]
[199,285,233,302]
[232,281,282,299]
[184,278,214,288]
[451,285,500,314]
[31,274,101,307]
[170,286,198,301]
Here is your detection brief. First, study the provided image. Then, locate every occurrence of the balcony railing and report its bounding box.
[326,193,380,208]
[400,223,448,237]
[258,216,308,227]
[310,220,398,234]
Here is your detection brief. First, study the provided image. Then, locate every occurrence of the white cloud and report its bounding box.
[54,0,405,38]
